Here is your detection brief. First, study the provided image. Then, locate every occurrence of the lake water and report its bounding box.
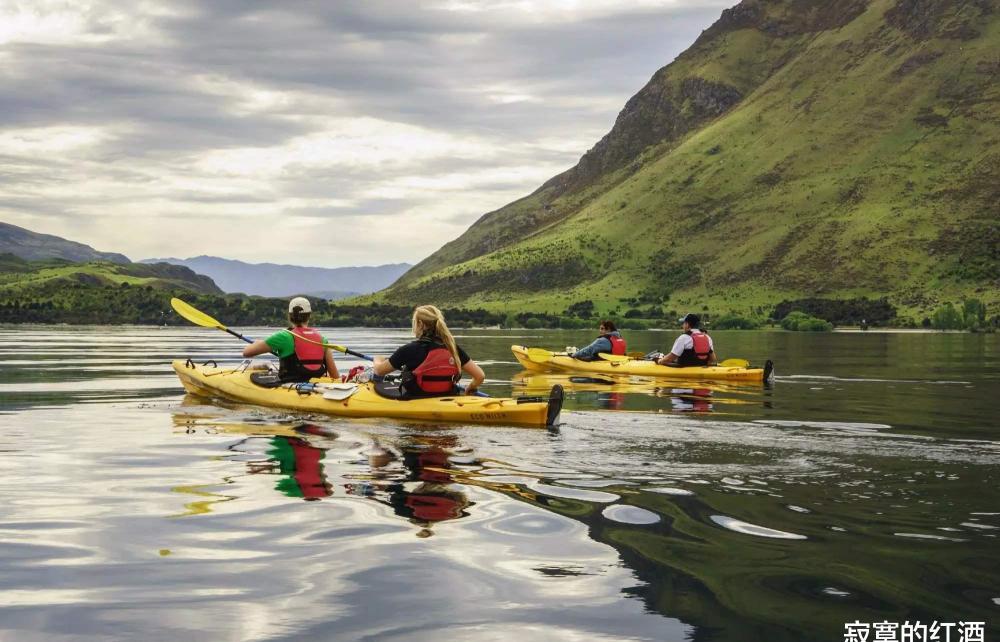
[1,326,998,641]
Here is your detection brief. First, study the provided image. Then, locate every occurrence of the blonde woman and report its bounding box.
[373,305,486,396]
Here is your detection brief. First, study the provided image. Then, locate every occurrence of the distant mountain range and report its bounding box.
[0,222,130,264]
[141,255,411,298]
[0,221,412,300]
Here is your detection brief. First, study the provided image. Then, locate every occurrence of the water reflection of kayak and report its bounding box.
[514,372,772,414]
[514,372,755,396]
[512,345,773,383]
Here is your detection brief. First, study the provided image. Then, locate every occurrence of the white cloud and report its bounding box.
[0,125,109,154]
[0,0,729,267]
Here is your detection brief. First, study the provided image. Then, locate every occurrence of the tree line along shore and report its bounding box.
[0,283,994,333]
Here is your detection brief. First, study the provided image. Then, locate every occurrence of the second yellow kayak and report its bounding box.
[511,345,773,383]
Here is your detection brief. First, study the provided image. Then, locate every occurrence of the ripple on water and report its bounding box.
[529,483,619,504]
[644,486,695,496]
[710,515,807,540]
[487,511,578,538]
[822,587,851,597]
[602,505,660,525]
[893,532,967,542]
[554,479,636,488]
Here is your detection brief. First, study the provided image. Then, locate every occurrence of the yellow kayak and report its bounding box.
[511,345,773,383]
[174,359,562,428]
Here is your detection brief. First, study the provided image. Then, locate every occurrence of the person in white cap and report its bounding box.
[656,313,716,367]
[242,297,339,382]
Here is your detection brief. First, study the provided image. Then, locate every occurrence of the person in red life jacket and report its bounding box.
[570,320,627,361]
[241,296,339,382]
[657,313,717,367]
[372,305,485,396]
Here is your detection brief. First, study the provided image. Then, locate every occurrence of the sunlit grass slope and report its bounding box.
[375,0,998,319]
[0,255,223,297]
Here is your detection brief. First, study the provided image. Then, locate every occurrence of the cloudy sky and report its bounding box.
[1,0,731,267]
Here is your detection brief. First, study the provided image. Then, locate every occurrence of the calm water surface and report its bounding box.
[1,326,998,641]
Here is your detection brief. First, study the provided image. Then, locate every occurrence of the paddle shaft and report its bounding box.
[224,327,255,345]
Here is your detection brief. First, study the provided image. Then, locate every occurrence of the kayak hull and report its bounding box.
[511,345,771,383]
[173,360,560,428]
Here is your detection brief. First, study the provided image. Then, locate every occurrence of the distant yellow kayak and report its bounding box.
[174,359,562,428]
[511,345,773,383]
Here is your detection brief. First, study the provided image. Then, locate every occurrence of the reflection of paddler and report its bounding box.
[403,448,453,483]
[365,440,472,537]
[667,388,713,413]
[390,483,469,527]
[265,435,332,500]
[393,445,469,529]
[597,391,624,410]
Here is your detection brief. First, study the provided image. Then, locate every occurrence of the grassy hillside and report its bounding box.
[0,255,224,323]
[0,255,223,295]
[377,0,999,323]
[0,254,504,326]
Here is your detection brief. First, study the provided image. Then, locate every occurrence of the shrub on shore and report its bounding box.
[712,315,760,330]
[781,311,833,332]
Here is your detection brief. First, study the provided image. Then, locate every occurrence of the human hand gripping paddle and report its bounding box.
[170,297,488,396]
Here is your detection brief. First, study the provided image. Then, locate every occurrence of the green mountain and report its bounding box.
[378,0,999,321]
[0,254,222,295]
[0,253,505,326]
[0,222,130,263]
[0,254,226,323]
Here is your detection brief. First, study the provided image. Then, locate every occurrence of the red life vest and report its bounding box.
[405,493,463,522]
[290,438,329,499]
[603,333,627,355]
[678,331,712,366]
[691,332,711,361]
[278,327,327,381]
[411,346,460,394]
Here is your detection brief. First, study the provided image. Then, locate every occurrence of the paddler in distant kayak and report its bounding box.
[568,320,626,361]
[241,296,340,382]
[373,305,486,396]
[656,313,717,367]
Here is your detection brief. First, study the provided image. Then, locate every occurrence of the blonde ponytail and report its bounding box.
[412,305,461,369]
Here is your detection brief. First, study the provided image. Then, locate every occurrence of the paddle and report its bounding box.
[170,297,487,397]
[598,351,749,368]
[526,347,570,363]
[280,328,374,361]
[171,297,373,360]
[171,297,257,345]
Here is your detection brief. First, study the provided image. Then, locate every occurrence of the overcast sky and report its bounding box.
[0,0,731,267]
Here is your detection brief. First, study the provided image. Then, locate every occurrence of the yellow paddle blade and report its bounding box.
[597,353,630,362]
[526,348,556,363]
[171,297,224,329]
[627,351,646,359]
[719,358,750,368]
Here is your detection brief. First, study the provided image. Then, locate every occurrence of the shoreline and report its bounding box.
[0,322,987,334]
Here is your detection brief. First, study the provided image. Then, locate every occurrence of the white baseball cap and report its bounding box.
[288,296,312,314]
